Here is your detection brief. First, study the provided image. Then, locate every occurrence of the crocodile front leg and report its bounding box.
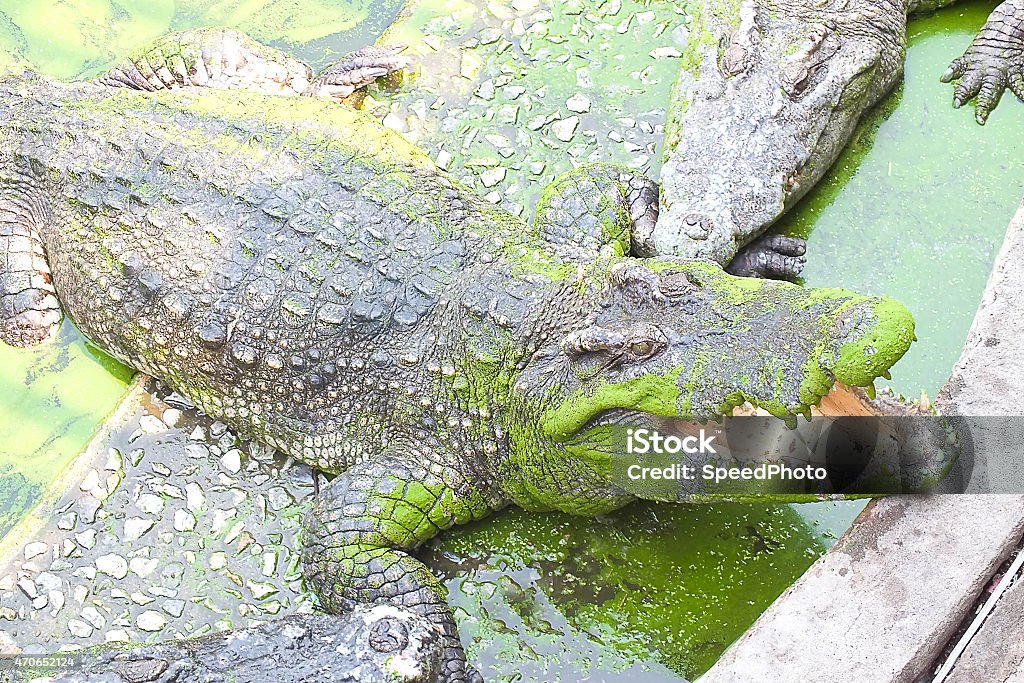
[96,27,315,95]
[302,446,500,683]
[96,28,408,106]
[726,234,807,279]
[941,0,1024,124]
[531,163,660,260]
[303,45,410,103]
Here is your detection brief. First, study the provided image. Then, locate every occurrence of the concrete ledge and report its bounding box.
[697,495,1024,683]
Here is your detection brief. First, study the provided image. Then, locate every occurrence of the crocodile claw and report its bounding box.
[726,234,806,280]
[940,4,1024,125]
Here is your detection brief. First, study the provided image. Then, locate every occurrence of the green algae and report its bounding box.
[0,0,405,80]
[0,324,131,538]
[423,499,865,681]
[774,2,1024,399]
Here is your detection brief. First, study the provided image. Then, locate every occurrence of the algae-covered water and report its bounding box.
[0,0,1019,680]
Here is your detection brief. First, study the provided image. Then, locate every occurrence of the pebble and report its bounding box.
[124,517,155,541]
[96,554,129,580]
[68,619,93,638]
[75,529,97,549]
[139,415,165,434]
[81,606,106,629]
[220,449,242,473]
[248,581,278,600]
[551,116,580,142]
[136,610,167,632]
[129,557,159,578]
[130,592,154,605]
[173,509,196,532]
[17,579,37,600]
[210,552,228,571]
[162,599,186,618]
[162,409,182,427]
[185,483,206,513]
[136,493,165,515]
[566,94,591,113]
[35,573,61,593]
[480,167,506,188]
[24,542,48,561]
[57,512,78,531]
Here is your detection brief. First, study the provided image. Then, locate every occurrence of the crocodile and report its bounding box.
[0,29,916,682]
[33,606,443,683]
[644,0,1024,272]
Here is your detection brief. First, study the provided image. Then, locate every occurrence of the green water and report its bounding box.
[777,2,1024,399]
[0,325,131,537]
[0,0,1018,680]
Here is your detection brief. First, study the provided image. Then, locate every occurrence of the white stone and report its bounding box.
[139,415,164,434]
[381,112,407,132]
[68,619,93,638]
[76,529,97,549]
[24,542,48,561]
[185,483,206,513]
[49,590,65,614]
[137,493,165,515]
[220,449,241,473]
[81,606,106,629]
[17,578,37,599]
[566,94,591,113]
[35,572,61,593]
[162,409,182,427]
[124,517,155,541]
[129,557,159,578]
[96,554,128,580]
[551,116,580,142]
[210,552,228,571]
[480,167,507,188]
[173,509,196,533]
[136,610,167,632]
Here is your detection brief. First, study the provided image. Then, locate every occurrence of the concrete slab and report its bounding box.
[945,575,1024,682]
[698,199,1024,683]
[696,495,1024,683]
[938,198,1024,490]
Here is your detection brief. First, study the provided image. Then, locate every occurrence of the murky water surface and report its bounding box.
[0,0,1018,680]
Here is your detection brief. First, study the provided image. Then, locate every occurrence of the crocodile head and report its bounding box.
[643,4,906,265]
[502,259,914,513]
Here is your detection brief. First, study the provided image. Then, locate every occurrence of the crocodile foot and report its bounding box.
[941,0,1024,124]
[725,234,806,279]
[303,45,410,101]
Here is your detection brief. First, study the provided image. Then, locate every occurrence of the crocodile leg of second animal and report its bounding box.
[303,45,411,104]
[941,0,1024,124]
[301,446,501,683]
[726,234,807,279]
[96,27,315,95]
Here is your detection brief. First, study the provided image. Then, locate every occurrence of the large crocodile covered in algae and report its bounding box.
[647,0,1024,271]
[0,29,916,683]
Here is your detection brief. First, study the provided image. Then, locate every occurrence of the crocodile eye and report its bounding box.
[627,340,658,358]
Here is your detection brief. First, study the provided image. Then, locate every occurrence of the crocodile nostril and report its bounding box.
[368,618,410,653]
[682,213,713,239]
